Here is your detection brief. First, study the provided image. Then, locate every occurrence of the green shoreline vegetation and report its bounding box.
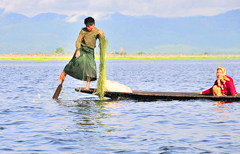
[1,54,240,61]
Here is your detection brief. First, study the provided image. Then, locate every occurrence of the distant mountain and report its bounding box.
[31,13,68,21]
[100,10,240,54]
[0,9,240,54]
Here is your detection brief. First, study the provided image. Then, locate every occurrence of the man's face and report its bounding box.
[87,24,95,31]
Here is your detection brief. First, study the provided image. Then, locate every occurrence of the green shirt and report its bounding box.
[76,27,99,50]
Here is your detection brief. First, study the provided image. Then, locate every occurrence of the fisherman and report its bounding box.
[58,17,104,90]
[198,66,237,96]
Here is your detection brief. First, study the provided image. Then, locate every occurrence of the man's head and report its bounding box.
[84,17,95,26]
[84,17,95,31]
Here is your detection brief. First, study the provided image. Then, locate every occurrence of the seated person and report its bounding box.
[198,66,237,96]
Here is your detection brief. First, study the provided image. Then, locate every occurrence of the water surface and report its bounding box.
[1,59,240,153]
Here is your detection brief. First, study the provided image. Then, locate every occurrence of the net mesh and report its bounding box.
[96,36,107,100]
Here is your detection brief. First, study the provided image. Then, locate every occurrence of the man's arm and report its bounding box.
[75,30,84,58]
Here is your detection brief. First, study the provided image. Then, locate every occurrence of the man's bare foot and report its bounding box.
[59,71,66,83]
[83,77,91,90]
[75,87,90,91]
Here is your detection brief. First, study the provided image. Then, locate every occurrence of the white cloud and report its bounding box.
[65,14,86,23]
[1,0,240,19]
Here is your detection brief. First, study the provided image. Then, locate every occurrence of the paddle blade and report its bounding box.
[52,83,62,99]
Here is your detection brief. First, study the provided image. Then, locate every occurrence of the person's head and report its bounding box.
[216,66,226,78]
[84,17,95,31]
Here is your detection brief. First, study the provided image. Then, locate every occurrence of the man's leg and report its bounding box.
[59,71,66,83]
[84,77,91,90]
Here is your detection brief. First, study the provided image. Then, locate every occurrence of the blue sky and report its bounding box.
[1,0,240,21]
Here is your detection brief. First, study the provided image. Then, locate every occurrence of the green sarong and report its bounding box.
[64,46,97,81]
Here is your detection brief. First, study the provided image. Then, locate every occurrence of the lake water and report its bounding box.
[1,59,240,153]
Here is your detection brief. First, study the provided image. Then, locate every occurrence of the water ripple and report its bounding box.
[1,60,240,153]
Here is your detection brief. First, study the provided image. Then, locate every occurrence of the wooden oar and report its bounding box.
[53,72,66,99]
[52,82,63,99]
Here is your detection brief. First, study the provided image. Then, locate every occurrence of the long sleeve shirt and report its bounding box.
[202,75,237,96]
[76,27,99,50]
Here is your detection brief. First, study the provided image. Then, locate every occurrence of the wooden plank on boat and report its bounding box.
[75,88,240,101]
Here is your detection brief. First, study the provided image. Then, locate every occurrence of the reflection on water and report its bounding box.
[56,99,127,134]
[215,101,233,106]
[1,60,240,153]
[213,101,235,122]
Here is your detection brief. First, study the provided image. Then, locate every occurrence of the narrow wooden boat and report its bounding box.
[75,88,240,101]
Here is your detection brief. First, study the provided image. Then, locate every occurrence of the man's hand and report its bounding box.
[99,29,104,37]
[75,50,80,58]
[197,91,203,94]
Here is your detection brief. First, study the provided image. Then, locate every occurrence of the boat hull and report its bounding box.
[75,88,240,101]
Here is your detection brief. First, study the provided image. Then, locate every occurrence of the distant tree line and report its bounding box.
[112,51,148,55]
[52,47,65,54]
[113,51,127,55]
[136,52,146,55]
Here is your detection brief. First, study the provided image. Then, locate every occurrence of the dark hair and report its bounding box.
[84,17,95,26]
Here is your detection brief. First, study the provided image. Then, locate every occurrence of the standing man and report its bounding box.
[59,17,105,90]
